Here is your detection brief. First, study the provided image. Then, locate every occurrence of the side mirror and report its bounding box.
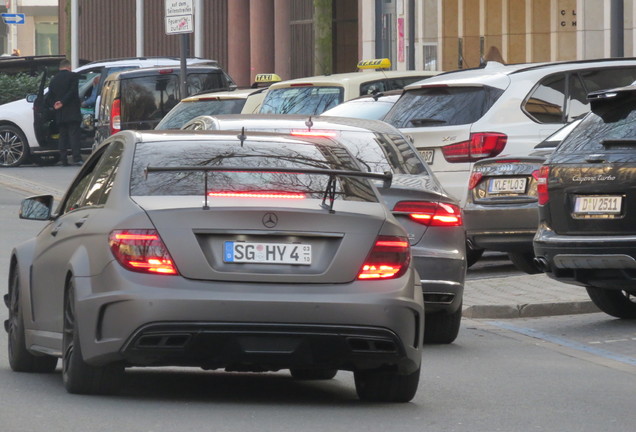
[19,195,54,221]
[26,94,37,103]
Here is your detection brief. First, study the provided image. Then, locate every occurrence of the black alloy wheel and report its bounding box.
[424,302,462,344]
[0,125,30,167]
[6,266,58,372]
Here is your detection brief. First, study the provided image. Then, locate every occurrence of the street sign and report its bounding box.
[1,13,25,25]
[165,0,194,35]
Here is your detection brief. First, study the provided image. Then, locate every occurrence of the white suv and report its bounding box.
[383,59,636,204]
[0,57,223,167]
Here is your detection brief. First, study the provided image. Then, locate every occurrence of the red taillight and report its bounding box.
[536,165,550,205]
[208,191,306,199]
[468,171,483,190]
[441,132,507,163]
[109,229,178,275]
[290,130,339,138]
[110,98,121,135]
[290,83,313,87]
[393,201,463,227]
[357,235,411,280]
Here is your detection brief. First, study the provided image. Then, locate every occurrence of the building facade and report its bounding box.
[1,0,58,56]
[48,0,636,86]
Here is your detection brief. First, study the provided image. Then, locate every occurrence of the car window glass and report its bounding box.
[60,152,103,214]
[360,80,387,95]
[556,99,636,154]
[260,87,344,115]
[131,140,377,202]
[156,99,246,130]
[186,72,228,95]
[567,74,589,121]
[83,141,124,207]
[579,67,636,93]
[121,74,179,128]
[322,98,396,120]
[523,74,566,123]
[384,86,504,128]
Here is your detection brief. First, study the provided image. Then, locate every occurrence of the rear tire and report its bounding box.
[0,125,30,167]
[424,303,462,344]
[62,279,124,394]
[6,267,58,373]
[354,367,420,402]
[508,251,541,275]
[290,368,337,380]
[466,244,484,268]
[585,286,636,319]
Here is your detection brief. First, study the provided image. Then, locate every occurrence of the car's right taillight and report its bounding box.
[357,236,411,280]
[535,165,550,205]
[441,132,507,163]
[109,229,178,275]
[393,201,463,227]
[110,98,121,135]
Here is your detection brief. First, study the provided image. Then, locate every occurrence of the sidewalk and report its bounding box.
[463,272,599,319]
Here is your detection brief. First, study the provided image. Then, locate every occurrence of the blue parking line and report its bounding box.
[488,321,636,367]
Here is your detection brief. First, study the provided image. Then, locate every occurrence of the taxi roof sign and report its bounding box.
[357,58,392,70]
[254,73,282,83]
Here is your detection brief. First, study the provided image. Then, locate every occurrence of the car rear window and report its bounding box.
[555,100,636,155]
[156,99,247,130]
[260,86,344,115]
[130,139,377,202]
[383,85,504,128]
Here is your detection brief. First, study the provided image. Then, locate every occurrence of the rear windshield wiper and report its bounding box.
[409,118,447,126]
[601,139,636,147]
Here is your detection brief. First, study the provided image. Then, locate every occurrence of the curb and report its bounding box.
[463,300,600,319]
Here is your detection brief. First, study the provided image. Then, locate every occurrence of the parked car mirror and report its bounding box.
[26,94,37,103]
[20,195,54,221]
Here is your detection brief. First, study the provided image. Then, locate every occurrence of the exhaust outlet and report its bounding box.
[533,257,550,273]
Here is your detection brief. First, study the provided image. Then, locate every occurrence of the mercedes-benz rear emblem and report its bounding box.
[262,212,278,228]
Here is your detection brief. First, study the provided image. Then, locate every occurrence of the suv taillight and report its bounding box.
[357,236,411,280]
[110,98,121,135]
[109,229,178,275]
[441,132,507,163]
[535,165,550,205]
[393,201,463,226]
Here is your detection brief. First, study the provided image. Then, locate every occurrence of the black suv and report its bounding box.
[533,85,636,318]
[94,65,235,146]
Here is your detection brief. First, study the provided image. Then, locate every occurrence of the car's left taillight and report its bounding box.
[110,98,121,135]
[357,236,411,280]
[441,132,507,163]
[109,229,178,275]
[535,165,550,205]
[393,201,463,226]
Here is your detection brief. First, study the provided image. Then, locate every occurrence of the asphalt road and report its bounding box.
[0,165,635,431]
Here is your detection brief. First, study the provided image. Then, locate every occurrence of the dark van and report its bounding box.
[94,66,235,145]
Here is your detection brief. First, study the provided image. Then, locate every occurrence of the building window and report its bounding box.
[423,44,437,71]
[36,22,58,55]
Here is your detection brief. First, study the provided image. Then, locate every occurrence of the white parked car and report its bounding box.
[0,57,223,167]
[383,59,636,204]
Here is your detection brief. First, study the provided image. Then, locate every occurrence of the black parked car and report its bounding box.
[533,85,636,318]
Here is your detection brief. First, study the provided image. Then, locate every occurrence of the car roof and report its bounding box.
[181,88,257,102]
[104,65,225,81]
[78,56,218,69]
[185,113,406,134]
[405,58,636,90]
[267,70,438,90]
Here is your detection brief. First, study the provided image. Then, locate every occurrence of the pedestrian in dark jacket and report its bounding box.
[48,59,83,166]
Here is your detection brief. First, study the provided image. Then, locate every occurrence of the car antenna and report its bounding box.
[305,116,313,131]
[237,127,246,147]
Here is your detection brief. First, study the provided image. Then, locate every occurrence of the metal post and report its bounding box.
[610,0,624,57]
[180,34,189,99]
[136,0,144,56]
[408,0,415,69]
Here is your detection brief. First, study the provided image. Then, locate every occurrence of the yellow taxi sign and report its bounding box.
[254,73,282,83]
[357,58,392,70]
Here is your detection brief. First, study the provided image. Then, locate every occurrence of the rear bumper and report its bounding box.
[533,226,636,289]
[464,203,538,252]
[73,261,423,373]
